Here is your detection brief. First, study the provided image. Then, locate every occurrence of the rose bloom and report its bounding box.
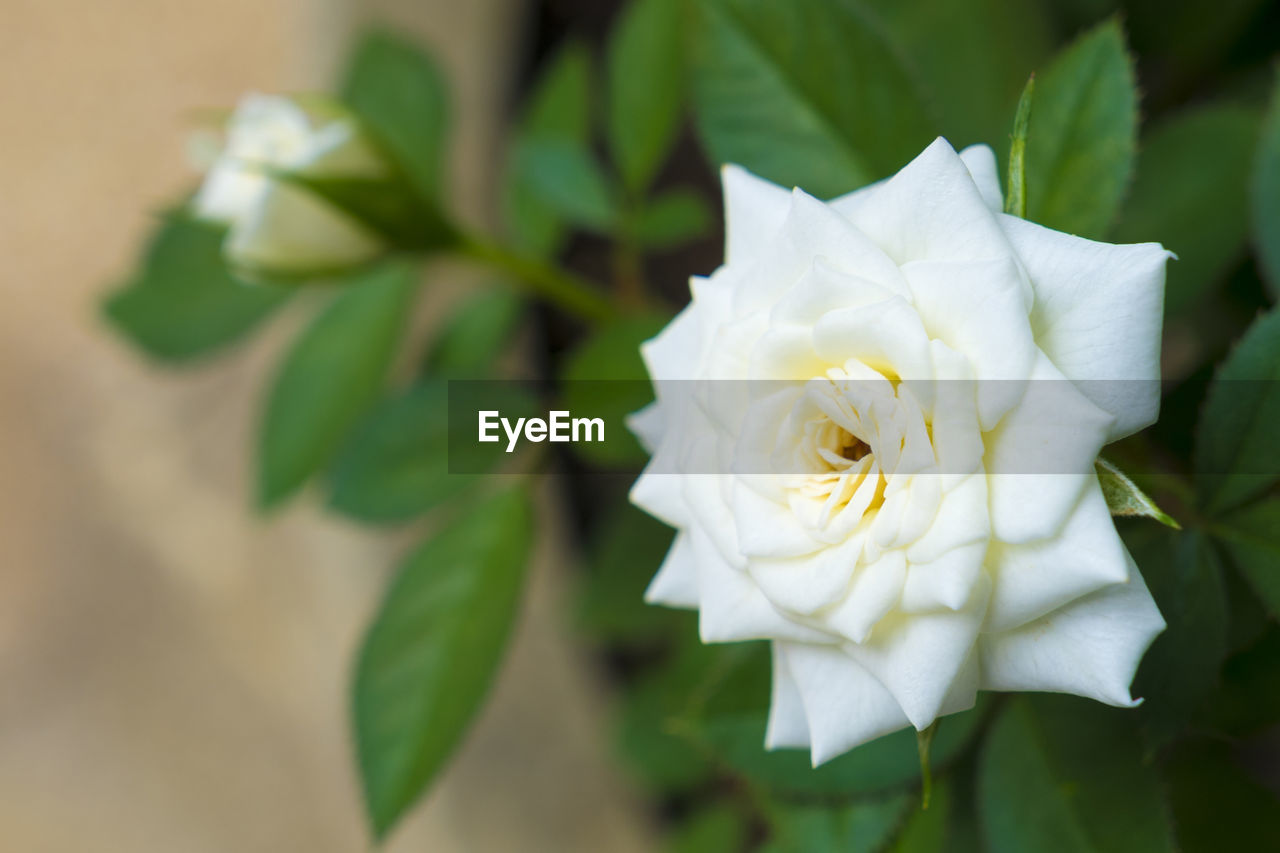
[192,94,386,276]
[629,138,1172,764]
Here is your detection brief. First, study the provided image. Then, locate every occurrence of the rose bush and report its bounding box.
[630,138,1174,763]
[193,94,388,277]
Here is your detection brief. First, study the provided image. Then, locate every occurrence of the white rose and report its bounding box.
[629,138,1172,764]
[192,94,387,276]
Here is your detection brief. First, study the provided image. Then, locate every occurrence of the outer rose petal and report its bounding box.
[780,642,911,765]
[765,644,811,749]
[979,552,1165,707]
[722,164,791,266]
[999,213,1172,440]
[829,143,1002,216]
[985,478,1131,633]
[644,531,700,608]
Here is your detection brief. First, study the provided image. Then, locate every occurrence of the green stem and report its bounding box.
[917,721,939,810]
[459,235,617,323]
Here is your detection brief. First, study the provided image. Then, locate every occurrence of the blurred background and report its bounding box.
[5,0,1280,850]
[0,0,656,850]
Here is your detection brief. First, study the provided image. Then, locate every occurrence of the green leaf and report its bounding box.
[103,217,289,362]
[765,793,913,853]
[888,781,949,853]
[578,503,678,644]
[1194,308,1280,514]
[504,43,594,256]
[328,384,474,524]
[341,29,449,202]
[608,0,685,192]
[561,313,669,467]
[977,696,1176,853]
[1252,68,1280,301]
[353,487,533,839]
[1213,498,1280,617]
[1115,103,1262,315]
[861,0,1054,151]
[1200,625,1280,736]
[512,138,618,232]
[1005,74,1035,218]
[1130,530,1228,750]
[1096,458,1180,528]
[635,188,714,250]
[1163,738,1280,853]
[423,287,524,376]
[668,805,749,853]
[690,0,934,198]
[1025,18,1137,239]
[257,263,415,508]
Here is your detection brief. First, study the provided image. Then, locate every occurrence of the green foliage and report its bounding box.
[423,287,524,376]
[608,0,686,193]
[1253,69,1280,300]
[1025,18,1137,238]
[636,188,714,251]
[327,384,474,524]
[353,487,533,840]
[1005,75,1035,218]
[1130,530,1228,750]
[504,42,593,256]
[1194,308,1280,514]
[340,29,450,202]
[257,263,415,509]
[863,0,1053,151]
[1096,458,1180,528]
[1116,103,1262,314]
[561,313,670,467]
[765,793,913,853]
[977,696,1176,853]
[104,217,289,362]
[667,804,749,853]
[512,138,619,232]
[690,0,934,198]
[1213,499,1280,617]
[578,503,678,644]
[1163,738,1280,852]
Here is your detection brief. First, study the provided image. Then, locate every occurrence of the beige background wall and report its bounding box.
[0,1,652,849]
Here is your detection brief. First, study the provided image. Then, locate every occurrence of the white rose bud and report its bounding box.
[192,93,389,277]
[630,138,1173,765]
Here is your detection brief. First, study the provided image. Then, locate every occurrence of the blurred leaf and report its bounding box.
[354,488,532,839]
[1131,531,1228,751]
[668,804,749,853]
[765,793,912,853]
[977,696,1176,853]
[608,0,685,192]
[863,0,1053,150]
[273,170,456,251]
[888,781,949,853]
[1115,103,1262,315]
[1194,309,1280,514]
[104,217,289,362]
[561,313,669,467]
[424,287,524,376]
[1200,625,1280,736]
[690,0,934,198]
[1097,459,1181,528]
[1124,0,1268,93]
[504,41,592,256]
[257,263,415,508]
[512,138,618,232]
[341,29,449,202]
[635,187,714,250]
[578,503,678,644]
[328,384,474,524]
[1163,738,1280,853]
[1252,68,1280,301]
[1213,498,1280,616]
[1025,18,1137,239]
